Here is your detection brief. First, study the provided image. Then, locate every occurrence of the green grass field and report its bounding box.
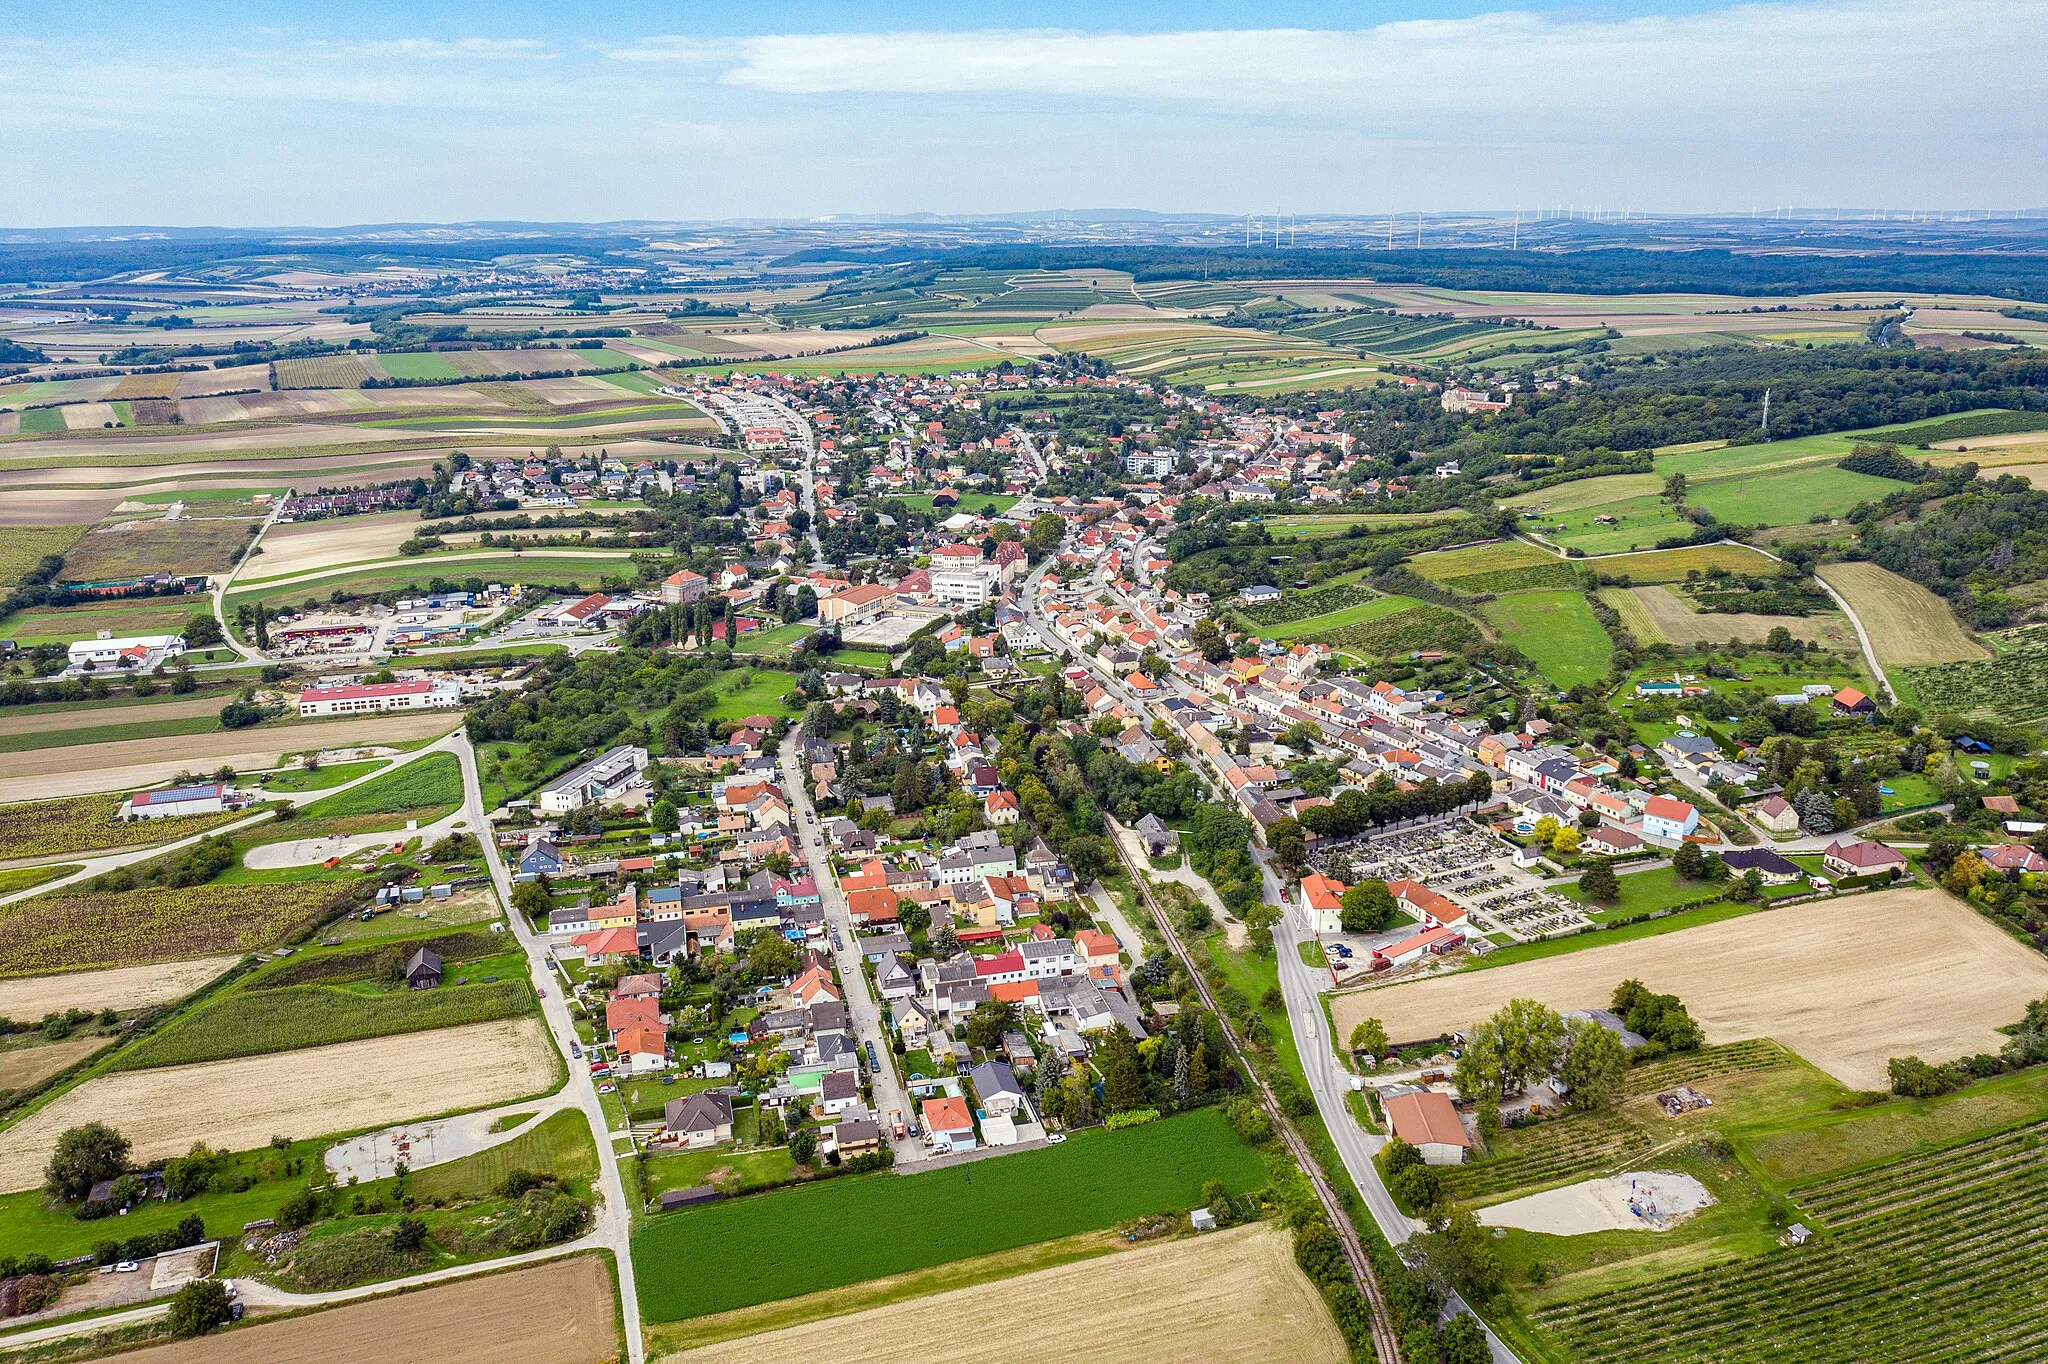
[629,1109,1264,1320]
[1409,539,1559,582]
[228,552,651,610]
[0,598,199,645]
[1586,543,1783,579]
[302,752,461,819]
[892,492,1019,514]
[0,712,229,755]
[1479,591,1613,688]
[411,1109,597,1201]
[1262,511,1466,539]
[113,976,532,1068]
[706,669,802,720]
[374,352,465,381]
[733,622,812,655]
[1687,465,1906,524]
[1564,864,1738,917]
[18,407,67,433]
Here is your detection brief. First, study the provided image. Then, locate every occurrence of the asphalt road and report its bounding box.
[776,730,921,1161]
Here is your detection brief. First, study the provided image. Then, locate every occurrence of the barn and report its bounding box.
[1384,1090,1472,1166]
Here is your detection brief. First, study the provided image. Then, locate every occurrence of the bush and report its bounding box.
[165,1279,232,1338]
[1104,1108,1161,1130]
[1224,1096,1273,1145]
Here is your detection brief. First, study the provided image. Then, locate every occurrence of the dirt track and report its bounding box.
[0,711,461,801]
[0,1018,558,1193]
[0,956,238,1019]
[106,1257,615,1364]
[665,1223,1343,1364]
[1332,890,2048,1091]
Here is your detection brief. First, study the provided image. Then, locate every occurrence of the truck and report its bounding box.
[888,1109,905,1140]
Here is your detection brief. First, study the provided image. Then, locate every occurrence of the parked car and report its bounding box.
[596,1082,616,1094]
[1046,1133,1067,1144]
[569,1043,582,1059]
[114,1261,139,1273]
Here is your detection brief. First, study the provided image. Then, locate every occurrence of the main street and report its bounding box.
[776,729,921,1162]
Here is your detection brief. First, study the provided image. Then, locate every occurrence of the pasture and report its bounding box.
[630,1109,1265,1320]
[1814,561,1986,667]
[102,1257,616,1364]
[1479,591,1613,688]
[0,1017,558,1193]
[1687,465,1904,524]
[664,1222,1344,1364]
[1332,890,2048,1091]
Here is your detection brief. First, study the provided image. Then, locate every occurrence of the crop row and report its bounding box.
[114,978,533,1069]
[1441,562,1585,595]
[0,792,244,861]
[1793,1118,2048,1224]
[1307,604,1483,657]
[1537,1161,2048,1361]
[1442,1111,1651,1198]
[1235,582,1380,625]
[1622,1039,1792,1096]
[0,882,349,976]
[1901,642,2048,722]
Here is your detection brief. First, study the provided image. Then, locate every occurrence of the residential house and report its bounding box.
[1750,794,1800,834]
[969,1060,1027,1118]
[663,1092,735,1148]
[1641,796,1700,841]
[1821,838,1908,879]
[922,1095,977,1153]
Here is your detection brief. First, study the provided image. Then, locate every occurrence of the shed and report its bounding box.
[1383,1090,1472,1166]
[405,949,443,990]
[657,1185,722,1211]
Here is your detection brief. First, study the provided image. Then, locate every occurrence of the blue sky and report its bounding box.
[1,0,2038,226]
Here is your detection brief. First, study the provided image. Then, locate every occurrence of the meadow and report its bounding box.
[630,1109,1265,1321]
[707,669,803,720]
[1261,594,1422,641]
[302,751,462,819]
[1480,591,1613,688]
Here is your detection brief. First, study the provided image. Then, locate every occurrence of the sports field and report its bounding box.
[664,1222,1343,1364]
[1815,561,1986,667]
[630,1109,1264,1320]
[1479,591,1612,688]
[1333,890,2048,1091]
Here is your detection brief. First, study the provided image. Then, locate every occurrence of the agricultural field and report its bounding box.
[114,975,532,1069]
[1261,510,1466,538]
[1479,591,1613,688]
[0,880,354,977]
[1333,890,2048,1091]
[0,524,85,581]
[1903,623,2048,722]
[1587,543,1782,581]
[1815,561,1986,667]
[301,750,462,819]
[1409,539,1576,593]
[664,1222,1344,1364]
[631,1109,1265,1321]
[0,1017,558,1193]
[0,790,248,860]
[60,513,261,580]
[0,696,224,741]
[0,955,239,1020]
[1306,603,1484,657]
[1601,586,1845,648]
[1037,320,1372,392]
[227,550,649,612]
[1686,465,1905,524]
[0,596,204,646]
[272,354,372,389]
[100,1256,617,1364]
[1531,1111,2048,1362]
[0,1033,107,1091]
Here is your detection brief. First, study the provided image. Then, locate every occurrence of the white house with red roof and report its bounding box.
[1641,795,1700,841]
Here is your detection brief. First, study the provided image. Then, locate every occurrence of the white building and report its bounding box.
[297,678,463,718]
[1124,449,1176,478]
[538,744,649,814]
[68,634,185,669]
[931,563,1001,607]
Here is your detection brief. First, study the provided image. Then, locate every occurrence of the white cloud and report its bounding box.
[603,35,736,65]
[708,0,2040,119]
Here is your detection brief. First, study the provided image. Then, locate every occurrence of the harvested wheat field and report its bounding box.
[1816,562,1987,666]
[1607,586,1845,648]
[0,956,238,1019]
[0,1036,106,1091]
[0,711,462,801]
[664,1223,1341,1364]
[0,1018,557,1192]
[1332,891,2048,1092]
[257,508,533,578]
[108,1257,615,1364]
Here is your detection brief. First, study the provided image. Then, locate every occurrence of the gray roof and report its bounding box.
[969,1059,1024,1099]
[664,1091,734,1133]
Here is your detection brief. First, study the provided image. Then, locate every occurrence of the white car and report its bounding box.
[1045,1133,1067,1144]
[114,1261,140,1273]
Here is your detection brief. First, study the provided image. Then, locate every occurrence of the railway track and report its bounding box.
[1110,839,1405,1364]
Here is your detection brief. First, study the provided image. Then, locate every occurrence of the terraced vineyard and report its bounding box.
[1533,1120,2048,1361]
[1441,1109,1654,1200]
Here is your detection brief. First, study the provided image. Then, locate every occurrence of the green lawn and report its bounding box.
[816,648,892,670]
[1480,591,1614,689]
[302,752,461,819]
[1263,594,1424,640]
[410,1109,596,1201]
[733,622,812,655]
[706,670,802,721]
[638,1143,798,1200]
[629,1108,1264,1320]
[1566,864,1731,917]
[893,493,1019,515]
